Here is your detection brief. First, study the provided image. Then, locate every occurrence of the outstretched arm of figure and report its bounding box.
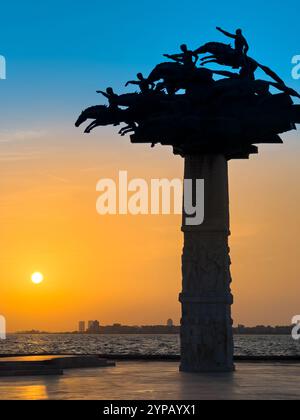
[216,27,236,39]
[96,90,109,99]
[125,81,139,87]
[163,54,182,63]
[164,53,182,59]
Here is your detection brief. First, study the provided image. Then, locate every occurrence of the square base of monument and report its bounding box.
[180,364,235,373]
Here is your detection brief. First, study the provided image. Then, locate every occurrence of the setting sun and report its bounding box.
[31,272,44,285]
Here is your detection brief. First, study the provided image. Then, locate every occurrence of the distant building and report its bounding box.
[78,321,86,333]
[167,319,174,327]
[87,320,101,334]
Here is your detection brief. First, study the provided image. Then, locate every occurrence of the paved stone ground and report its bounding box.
[0,361,300,400]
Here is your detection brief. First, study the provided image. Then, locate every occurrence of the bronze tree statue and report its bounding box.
[76,29,299,372]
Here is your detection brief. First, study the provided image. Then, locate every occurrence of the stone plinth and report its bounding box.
[179,154,234,372]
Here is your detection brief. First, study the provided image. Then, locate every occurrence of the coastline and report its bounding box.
[1,354,300,362]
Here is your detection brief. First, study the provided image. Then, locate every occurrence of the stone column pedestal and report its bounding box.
[179,154,234,372]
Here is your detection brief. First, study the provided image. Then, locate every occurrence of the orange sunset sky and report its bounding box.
[1,128,300,332]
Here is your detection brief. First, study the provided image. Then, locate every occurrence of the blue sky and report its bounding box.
[0,0,299,130]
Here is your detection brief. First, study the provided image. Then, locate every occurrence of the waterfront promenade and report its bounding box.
[0,360,299,400]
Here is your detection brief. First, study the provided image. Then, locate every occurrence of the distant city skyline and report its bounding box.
[11,319,298,335]
[77,319,175,332]
[13,323,296,336]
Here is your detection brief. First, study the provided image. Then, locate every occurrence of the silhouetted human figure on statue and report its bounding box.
[125,73,155,94]
[164,44,198,69]
[96,87,119,110]
[216,27,249,56]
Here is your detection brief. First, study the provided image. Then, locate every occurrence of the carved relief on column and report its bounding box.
[180,154,234,372]
[182,231,232,298]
